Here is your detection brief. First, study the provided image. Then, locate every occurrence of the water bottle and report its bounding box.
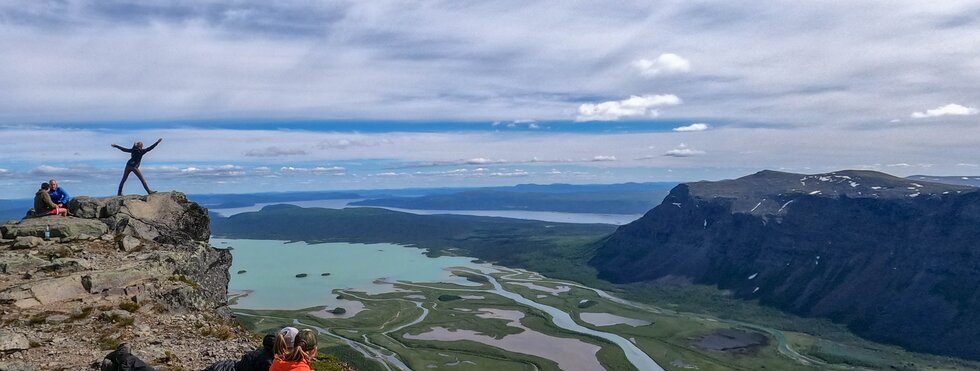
[44,226,50,241]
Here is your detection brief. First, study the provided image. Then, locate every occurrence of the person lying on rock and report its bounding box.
[48,178,71,206]
[112,138,162,196]
[271,328,318,371]
[34,182,68,217]
[204,332,277,371]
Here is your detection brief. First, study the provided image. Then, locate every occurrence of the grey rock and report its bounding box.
[40,258,90,274]
[44,314,69,324]
[28,276,89,305]
[102,192,210,243]
[0,361,36,371]
[0,330,29,352]
[100,309,133,322]
[82,270,154,294]
[10,237,42,250]
[67,196,107,219]
[2,218,108,241]
[0,254,47,274]
[118,235,141,252]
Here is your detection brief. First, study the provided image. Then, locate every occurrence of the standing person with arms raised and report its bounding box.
[112,138,162,196]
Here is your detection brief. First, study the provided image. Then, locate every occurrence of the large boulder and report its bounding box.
[1,217,108,241]
[67,196,107,219]
[0,254,47,274]
[0,330,29,353]
[98,192,210,243]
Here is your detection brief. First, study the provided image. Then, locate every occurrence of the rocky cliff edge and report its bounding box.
[0,192,255,370]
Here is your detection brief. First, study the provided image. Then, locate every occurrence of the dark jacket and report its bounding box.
[100,345,156,371]
[235,334,276,371]
[33,190,57,216]
[205,334,275,371]
[115,140,160,168]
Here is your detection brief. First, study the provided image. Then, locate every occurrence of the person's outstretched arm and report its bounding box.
[111,144,132,153]
[144,138,163,152]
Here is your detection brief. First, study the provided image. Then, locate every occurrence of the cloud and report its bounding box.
[244,147,308,157]
[673,123,710,132]
[493,120,541,129]
[663,143,705,157]
[886,163,911,167]
[490,170,529,177]
[910,104,978,118]
[592,155,617,161]
[631,53,691,77]
[464,158,507,165]
[576,94,682,121]
[278,166,346,174]
[956,163,978,167]
[317,138,391,150]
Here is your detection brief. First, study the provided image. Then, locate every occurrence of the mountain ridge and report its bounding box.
[590,169,980,360]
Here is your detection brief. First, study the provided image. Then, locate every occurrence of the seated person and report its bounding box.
[35,182,68,217]
[204,332,277,371]
[271,328,317,371]
[48,178,71,206]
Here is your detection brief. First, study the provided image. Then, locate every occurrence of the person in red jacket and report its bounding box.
[270,329,317,371]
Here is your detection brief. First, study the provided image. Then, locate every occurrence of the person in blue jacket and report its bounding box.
[48,178,71,206]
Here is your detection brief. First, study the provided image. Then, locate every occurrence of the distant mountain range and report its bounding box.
[590,170,980,360]
[908,175,980,188]
[351,186,673,215]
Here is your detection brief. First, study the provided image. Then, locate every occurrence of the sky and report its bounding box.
[1,1,979,198]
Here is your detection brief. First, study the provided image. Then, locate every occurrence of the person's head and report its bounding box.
[40,182,50,191]
[273,327,299,358]
[134,141,144,149]
[278,329,317,363]
[48,179,59,190]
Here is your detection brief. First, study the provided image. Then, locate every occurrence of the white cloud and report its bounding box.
[910,104,978,119]
[244,147,308,157]
[490,170,529,177]
[663,143,705,157]
[592,155,617,161]
[886,163,911,167]
[576,94,681,121]
[465,158,507,165]
[278,166,346,175]
[673,123,710,132]
[956,163,978,167]
[631,53,691,77]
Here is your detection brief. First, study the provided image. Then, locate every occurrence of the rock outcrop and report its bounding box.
[0,192,251,370]
[590,170,980,360]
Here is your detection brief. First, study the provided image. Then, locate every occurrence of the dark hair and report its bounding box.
[278,329,317,363]
[41,182,50,190]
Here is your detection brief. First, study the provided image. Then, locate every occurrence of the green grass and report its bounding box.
[217,207,980,371]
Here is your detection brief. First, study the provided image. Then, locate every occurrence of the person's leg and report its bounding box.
[132,167,153,194]
[117,168,132,196]
[57,206,68,217]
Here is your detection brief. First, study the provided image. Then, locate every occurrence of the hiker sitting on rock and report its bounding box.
[204,332,278,371]
[48,178,71,206]
[35,182,68,217]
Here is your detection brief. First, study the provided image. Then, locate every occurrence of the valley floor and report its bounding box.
[231,264,980,371]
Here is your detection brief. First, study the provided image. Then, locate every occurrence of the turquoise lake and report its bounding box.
[214,238,487,310]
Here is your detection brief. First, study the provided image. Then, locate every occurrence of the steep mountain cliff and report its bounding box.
[0,192,254,370]
[590,170,980,360]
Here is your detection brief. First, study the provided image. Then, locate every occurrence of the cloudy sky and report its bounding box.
[1,0,979,197]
